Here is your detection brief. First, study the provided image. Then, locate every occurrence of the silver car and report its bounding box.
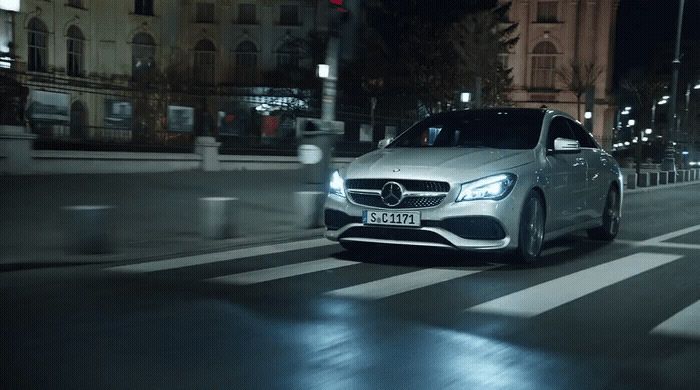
[323,108,623,262]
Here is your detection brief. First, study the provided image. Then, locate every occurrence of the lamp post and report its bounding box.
[685,81,700,165]
[664,0,686,171]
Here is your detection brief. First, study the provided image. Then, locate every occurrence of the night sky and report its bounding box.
[614,0,700,87]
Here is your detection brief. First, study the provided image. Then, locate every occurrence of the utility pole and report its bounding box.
[321,35,339,121]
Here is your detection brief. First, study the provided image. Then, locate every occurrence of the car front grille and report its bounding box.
[348,193,446,209]
[346,178,450,209]
[346,179,450,193]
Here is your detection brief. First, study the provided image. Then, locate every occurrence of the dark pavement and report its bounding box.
[1,183,700,389]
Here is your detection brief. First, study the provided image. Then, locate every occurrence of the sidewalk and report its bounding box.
[0,170,328,268]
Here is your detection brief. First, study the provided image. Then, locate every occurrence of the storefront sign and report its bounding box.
[27,90,69,123]
[104,99,132,129]
[167,105,194,132]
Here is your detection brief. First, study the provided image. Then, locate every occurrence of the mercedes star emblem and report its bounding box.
[381,181,404,207]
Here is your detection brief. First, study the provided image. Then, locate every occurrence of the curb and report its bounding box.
[0,227,328,272]
[625,180,700,194]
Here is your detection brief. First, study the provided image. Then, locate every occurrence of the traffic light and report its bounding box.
[328,0,347,11]
[329,0,350,35]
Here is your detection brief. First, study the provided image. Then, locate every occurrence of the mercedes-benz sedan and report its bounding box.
[323,108,623,262]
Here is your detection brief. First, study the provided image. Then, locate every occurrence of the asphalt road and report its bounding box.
[2,184,699,389]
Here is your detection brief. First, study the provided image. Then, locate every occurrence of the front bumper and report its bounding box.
[323,184,527,251]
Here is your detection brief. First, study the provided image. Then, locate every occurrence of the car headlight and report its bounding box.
[329,170,346,198]
[456,174,517,202]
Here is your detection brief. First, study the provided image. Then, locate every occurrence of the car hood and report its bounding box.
[345,147,535,182]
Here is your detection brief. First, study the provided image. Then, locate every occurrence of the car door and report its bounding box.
[544,116,588,231]
[567,118,607,221]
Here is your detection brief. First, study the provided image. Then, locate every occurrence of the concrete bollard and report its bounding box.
[198,197,238,239]
[626,174,637,189]
[690,170,696,181]
[648,172,658,186]
[684,170,690,182]
[637,172,649,187]
[293,191,326,229]
[659,171,668,185]
[668,172,676,184]
[678,171,686,183]
[62,205,114,254]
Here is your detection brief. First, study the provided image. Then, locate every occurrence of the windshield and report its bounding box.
[389,110,545,150]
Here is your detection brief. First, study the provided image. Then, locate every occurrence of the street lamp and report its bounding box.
[317,64,330,79]
[645,128,652,135]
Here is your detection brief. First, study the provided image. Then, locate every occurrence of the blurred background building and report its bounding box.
[504,0,619,148]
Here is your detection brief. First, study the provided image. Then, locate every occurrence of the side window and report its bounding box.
[566,119,598,149]
[546,117,575,150]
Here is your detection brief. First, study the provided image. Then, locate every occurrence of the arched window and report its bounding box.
[67,26,85,77]
[132,32,156,81]
[235,41,257,85]
[70,101,87,139]
[276,41,300,70]
[27,18,48,72]
[531,41,557,89]
[194,39,216,85]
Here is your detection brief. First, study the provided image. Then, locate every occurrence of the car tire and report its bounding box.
[587,186,620,241]
[516,191,545,263]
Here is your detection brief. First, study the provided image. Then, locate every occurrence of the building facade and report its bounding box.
[5,0,322,143]
[504,0,619,147]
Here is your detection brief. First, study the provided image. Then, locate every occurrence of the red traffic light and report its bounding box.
[329,0,348,12]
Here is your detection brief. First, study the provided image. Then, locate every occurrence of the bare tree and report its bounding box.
[556,59,603,121]
[620,68,666,133]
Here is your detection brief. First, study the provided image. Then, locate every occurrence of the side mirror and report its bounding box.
[378,137,394,149]
[553,137,580,153]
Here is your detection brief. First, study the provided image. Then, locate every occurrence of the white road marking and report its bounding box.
[207,258,358,285]
[466,253,683,317]
[615,239,700,251]
[651,300,700,340]
[641,224,700,244]
[107,238,337,273]
[326,267,491,300]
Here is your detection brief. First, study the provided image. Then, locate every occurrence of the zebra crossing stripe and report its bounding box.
[207,258,358,285]
[108,238,337,273]
[326,267,490,300]
[651,300,700,340]
[467,252,682,317]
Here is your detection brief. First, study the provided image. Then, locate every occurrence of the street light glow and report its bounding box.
[642,137,649,142]
[624,141,630,146]
[624,106,632,111]
[460,92,472,103]
[584,111,592,119]
[645,128,652,134]
[317,64,330,79]
[662,95,670,100]
[621,110,630,115]
[694,83,700,90]
[658,99,668,105]
[627,119,636,126]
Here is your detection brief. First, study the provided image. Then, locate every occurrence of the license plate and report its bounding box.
[362,210,421,227]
